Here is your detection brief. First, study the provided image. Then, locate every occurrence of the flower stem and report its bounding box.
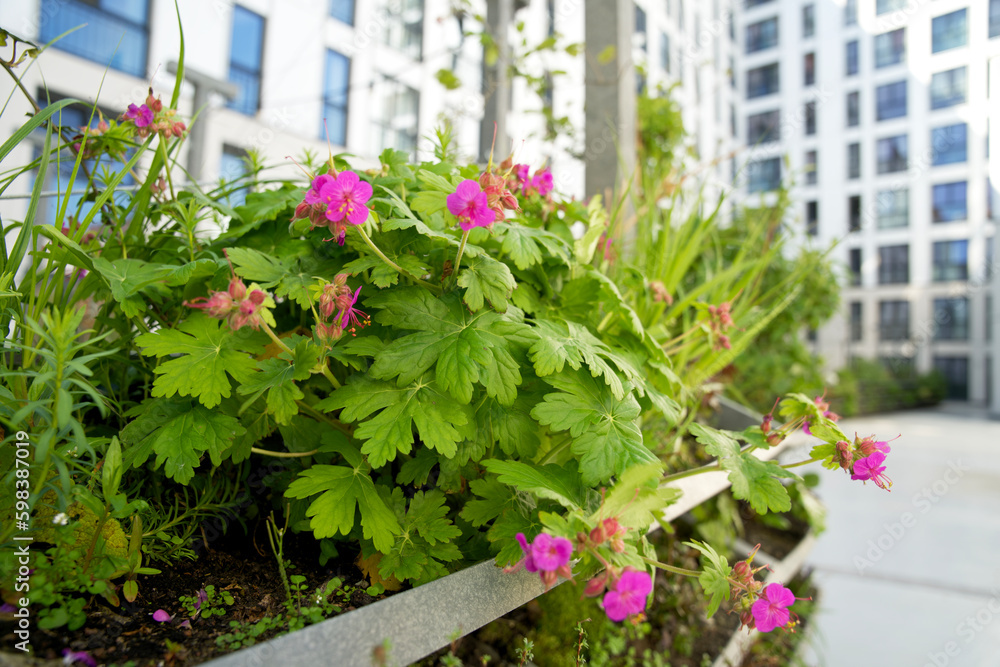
[661,460,721,484]
[251,447,319,458]
[639,556,701,578]
[781,457,821,470]
[260,321,294,356]
[356,225,441,293]
[453,229,471,279]
[320,362,342,389]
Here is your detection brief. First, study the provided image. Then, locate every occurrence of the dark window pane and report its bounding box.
[845,40,858,76]
[747,110,781,144]
[879,300,910,340]
[931,123,967,166]
[932,240,968,282]
[932,181,967,223]
[930,67,967,109]
[877,135,908,174]
[849,195,861,231]
[747,157,781,193]
[330,0,354,24]
[846,91,859,127]
[876,80,907,121]
[874,28,905,68]
[848,142,861,179]
[39,0,149,77]
[849,301,863,341]
[849,248,862,286]
[746,17,779,53]
[933,356,968,399]
[877,188,908,229]
[747,63,780,98]
[322,50,351,145]
[932,9,967,53]
[806,200,818,236]
[876,0,907,15]
[804,52,815,86]
[878,244,909,285]
[228,6,265,115]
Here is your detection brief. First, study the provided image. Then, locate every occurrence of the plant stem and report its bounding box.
[639,556,701,578]
[355,225,441,293]
[157,138,176,200]
[453,229,470,279]
[251,446,319,458]
[295,400,352,436]
[260,321,294,356]
[0,59,40,114]
[781,457,821,470]
[320,363,341,389]
[661,460,720,484]
[596,310,615,334]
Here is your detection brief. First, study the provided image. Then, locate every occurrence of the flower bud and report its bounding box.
[334,273,349,287]
[835,440,853,470]
[248,289,266,306]
[583,572,608,597]
[766,432,784,447]
[589,524,607,545]
[228,277,247,300]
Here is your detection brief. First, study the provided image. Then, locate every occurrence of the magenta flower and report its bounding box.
[152,609,173,622]
[61,649,97,667]
[324,170,373,226]
[751,583,795,633]
[603,569,653,622]
[513,533,538,573]
[304,174,336,206]
[337,285,370,335]
[531,169,554,196]
[447,179,496,231]
[851,452,892,490]
[530,533,573,572]
[124,103,153,128]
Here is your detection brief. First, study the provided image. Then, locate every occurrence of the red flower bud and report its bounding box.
[228,277,247,300]
[248,290,266,306]
[583,573,608,597]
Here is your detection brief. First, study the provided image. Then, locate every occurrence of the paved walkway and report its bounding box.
[790,405,1000,667]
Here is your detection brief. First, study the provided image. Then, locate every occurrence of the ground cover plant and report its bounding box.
[1,19,893,666]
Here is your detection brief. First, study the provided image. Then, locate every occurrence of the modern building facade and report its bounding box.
[735,0,1000,404]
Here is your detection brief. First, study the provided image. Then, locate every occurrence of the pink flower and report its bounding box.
[61,649,97,667]
[530,533,573,572]
[851,452,892,490]
[152,609,173,622]
[337,286,370,335]
[603,569,653,622]
[304,174,336,207]
[512,533,538,573]
[751,583,795,632]
[124,103,153,128]
[447,179,496,231]
[531,169,554,196]
[184,290,235,319]
[324,171,373,226]
[856,434,890,457]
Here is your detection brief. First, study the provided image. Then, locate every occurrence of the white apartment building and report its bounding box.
[736,0,1000,404]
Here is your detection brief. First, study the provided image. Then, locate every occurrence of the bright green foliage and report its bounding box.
[366,289,533,405]
[319,374,474,467]
[689,423,797,513]
[136,316,259,409]
[91,257,171,318]
[456,254,518,313]
[284,439,400,552]
[497,222,572,270]
[475,394,541,459]
[376,489,463,583]
[594,463,681,530]
[460,478,520,527]
[684,541,732,618]
[237,340,321,425]
[532,370,658,485]
[120,398,246,484]
[482,459,588,511]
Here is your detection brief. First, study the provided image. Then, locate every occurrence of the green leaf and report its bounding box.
[136,316,259,409]
[475,393,541,459]
[285,456,400,552]
[237,341,321,425]
[435,68,462,89]
[231,187,301,229]
[318,374,472,468]
[91,258,169,318]
[226,247,290,286]
[457,254,517,313]
[531,370,657,485]
[498,223,572,270]
[482,459,586,510]
[460,478,519,527]
[366,289,532,405]
[594,463,682,531]
[397,449,439,486]
[376,489,463,584]
[163,259,218,286]
[120,398,246,484]
[690,423,796,514]
[684,540,732,618]
[342,250,430,289]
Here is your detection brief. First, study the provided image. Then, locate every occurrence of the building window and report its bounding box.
[874,28,905,68]
[876,0,907,15]
[806,200,818,236]
[931,123,967,166]
[373,75,420,159]
[877,188,908,229]
[39,0,150,78]
[932,181,967,223]
[804,101,816,135]
[877,135,908,174]
[745,0,775,8]
[748,157,781,193]
[930,67,967,109]
[932,9,967,53]
[383,0,424,60]
[849,301,863,341]
[932,240,968,282]
[848,195,861,231]
[933,356,969,400]
[635,5,647,51]
[991,0,1000,39]
[802,5,815,38]
[849,247,862,286]
[803,52,815,86]
[878,244,909,285]
[329,0,354,24]
[219,146,250,208]
[844,0,857,26]
[879,300,910,340]
[660,32,671,73]
[227,6,265,116]
[805,150,818,185]
[876,81,907,121]
[746,17,778,53]
[321,50,350,145]
[747,110,781,144]
[747,63,780,98]
[987,295,993,342]
[847,142,861,179]
[846,91,860,127]
[845,40,859,76]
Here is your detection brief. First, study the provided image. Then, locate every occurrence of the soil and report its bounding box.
[0,528,381,667]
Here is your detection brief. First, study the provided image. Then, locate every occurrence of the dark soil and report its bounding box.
[0,528,382,667]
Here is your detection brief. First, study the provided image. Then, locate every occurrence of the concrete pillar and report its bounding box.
[990,57,1000,418]
[584,0,636,202]
[479,0,513,163]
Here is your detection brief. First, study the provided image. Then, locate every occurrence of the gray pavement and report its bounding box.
[788,405,1000,667]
